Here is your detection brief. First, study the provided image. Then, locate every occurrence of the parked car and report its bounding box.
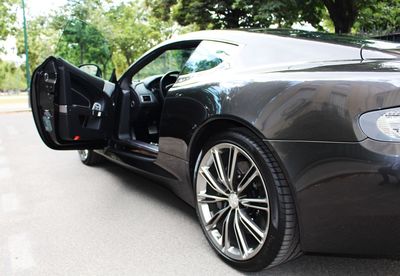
[30,29,400,271]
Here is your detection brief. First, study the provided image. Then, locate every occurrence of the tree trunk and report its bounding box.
[124,52,131,67]
[323,0,359,34]
[332,16,353,34]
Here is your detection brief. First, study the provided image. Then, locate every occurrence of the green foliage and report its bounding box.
[148,0,327,30]
[321,0,376,33]
[0,60,25,91]
[67,0,103,20]
[145,0,177,22]
[354,0,400,34]
[150,0,395,34]
[105,2,158,69]
[55,20,112,77]
[50,0,178,77]
[16,16,58,74]
[172,0,275,29]
[101,1,185,76]
[0,0,399,91]
[0,0,17,41]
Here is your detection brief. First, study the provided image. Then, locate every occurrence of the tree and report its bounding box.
[354,0,400,34]
[56,20,112,76]
[38,0,178,76]
[147,0,328,30]
[148,0,387,34]
[0,0,17,43]
[104,1,179,75]
[150,0,292,29]
[0,61,25,90]
[16,16,58,73]
[39,0,115,76]
[322,0,373,34]
[255,0,325,30]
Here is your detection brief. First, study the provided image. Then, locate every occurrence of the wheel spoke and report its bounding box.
[237,165,258,194]
[238,209,264,243]
[205,206,230,231]
[227,146,238,190]
[196,143,271,261]
[211,149,231,192]
[197,193,228,204]
[221,209,232,250]
[233,209,249,257]
[240,198,269,211]
[200,167,228,196]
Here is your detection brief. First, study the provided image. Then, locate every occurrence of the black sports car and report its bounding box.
[30,29,400,271]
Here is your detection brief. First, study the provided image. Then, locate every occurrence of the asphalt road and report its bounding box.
[1,112,400,275]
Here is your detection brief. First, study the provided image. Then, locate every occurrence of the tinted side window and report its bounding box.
[181,41,237,75]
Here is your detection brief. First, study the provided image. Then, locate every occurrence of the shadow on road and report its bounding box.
[97,160,400,275]
[100,161,197,221]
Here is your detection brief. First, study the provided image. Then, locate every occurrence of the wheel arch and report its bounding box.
[188,115,266,181]
[187,115,303,245]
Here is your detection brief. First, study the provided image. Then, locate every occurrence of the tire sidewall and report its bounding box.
[194,129,286,271]
[78,149,103,166]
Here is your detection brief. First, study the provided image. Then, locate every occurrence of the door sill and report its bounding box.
[117,139,159,157]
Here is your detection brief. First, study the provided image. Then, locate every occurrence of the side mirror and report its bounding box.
[79,64,102,78]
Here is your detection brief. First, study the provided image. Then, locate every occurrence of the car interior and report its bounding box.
[115,41,201,157]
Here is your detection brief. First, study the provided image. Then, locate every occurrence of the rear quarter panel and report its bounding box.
[163,60,400,145]
[158,59,400,255]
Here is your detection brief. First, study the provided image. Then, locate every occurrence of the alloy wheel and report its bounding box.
[196,143,270,261]
[78,149,89,161]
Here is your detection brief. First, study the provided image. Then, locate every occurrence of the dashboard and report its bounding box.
[131,75,162,106]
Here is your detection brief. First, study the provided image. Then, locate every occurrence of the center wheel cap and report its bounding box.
[228,193,239,209]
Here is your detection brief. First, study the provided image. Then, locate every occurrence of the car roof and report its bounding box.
[174,29,400,54]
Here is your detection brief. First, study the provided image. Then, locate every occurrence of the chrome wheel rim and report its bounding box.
[196,143,270,261]
[78,149,89,161]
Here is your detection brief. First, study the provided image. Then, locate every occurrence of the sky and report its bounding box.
[25,0,67,18]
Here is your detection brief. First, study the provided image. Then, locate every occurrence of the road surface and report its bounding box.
[1,112,399,275]
[0,94,30,113]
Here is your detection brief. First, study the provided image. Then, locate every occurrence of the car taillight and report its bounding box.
[360,107,400,142]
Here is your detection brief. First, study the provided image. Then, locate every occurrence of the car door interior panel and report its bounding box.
[31,56,115,149]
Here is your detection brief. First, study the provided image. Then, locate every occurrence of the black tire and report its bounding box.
[78,149,104,166]
[194,128,301,272]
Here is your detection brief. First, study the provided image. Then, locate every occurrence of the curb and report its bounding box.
[0,109,31,114]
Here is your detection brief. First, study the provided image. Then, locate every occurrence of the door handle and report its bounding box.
[91,102,103,117]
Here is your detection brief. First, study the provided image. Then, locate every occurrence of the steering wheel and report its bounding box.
[159,71,180,101]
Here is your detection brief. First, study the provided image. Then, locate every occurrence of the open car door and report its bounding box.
[30,56,115,150]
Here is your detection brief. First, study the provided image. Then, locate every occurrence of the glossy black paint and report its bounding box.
[142,31,400,256]
[33,30,400,257]
[269,138,400,255]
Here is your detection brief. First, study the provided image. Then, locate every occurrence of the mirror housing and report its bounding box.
[79,64,102,78]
